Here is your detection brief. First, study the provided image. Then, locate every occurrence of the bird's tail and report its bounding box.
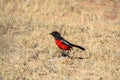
[71,44,85,50]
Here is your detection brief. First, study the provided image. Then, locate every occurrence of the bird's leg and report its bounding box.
[61,50,68,57]
[62,50,71,57]
[66,50,71,58]
[66,50,69,56]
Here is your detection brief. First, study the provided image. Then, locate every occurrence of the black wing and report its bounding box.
[61,38,72,47]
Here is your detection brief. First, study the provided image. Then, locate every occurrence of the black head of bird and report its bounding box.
[50,31,61,39]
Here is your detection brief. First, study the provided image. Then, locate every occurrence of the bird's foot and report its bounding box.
[60,51,71,58]
[62,53,68,57]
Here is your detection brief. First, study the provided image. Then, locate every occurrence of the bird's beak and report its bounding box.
[49,33,52,35]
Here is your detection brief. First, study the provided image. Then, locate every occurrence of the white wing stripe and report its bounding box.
[61,40,71,47]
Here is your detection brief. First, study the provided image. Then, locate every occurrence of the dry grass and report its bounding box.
[0,0,120,80]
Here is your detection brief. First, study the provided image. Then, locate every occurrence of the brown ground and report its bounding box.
[0,0,120,80]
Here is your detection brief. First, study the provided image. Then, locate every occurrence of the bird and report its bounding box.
[50,31,85,58]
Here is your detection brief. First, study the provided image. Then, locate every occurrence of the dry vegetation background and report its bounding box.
[0,0,120,80]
